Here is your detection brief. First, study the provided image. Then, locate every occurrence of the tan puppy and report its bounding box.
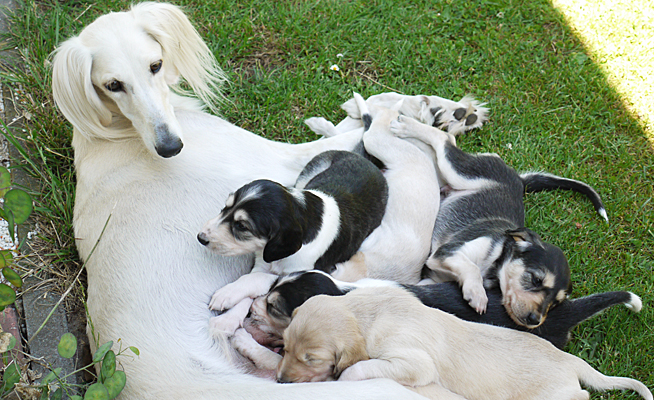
[278,287,652,400]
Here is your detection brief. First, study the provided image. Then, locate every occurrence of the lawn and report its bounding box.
[1,0,652,398]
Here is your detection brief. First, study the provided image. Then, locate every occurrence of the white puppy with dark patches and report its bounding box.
[278,286,652,400]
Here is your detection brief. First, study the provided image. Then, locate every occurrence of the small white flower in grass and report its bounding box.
[330,64,340,72]
[497,11,505,18]
[506,143,513,150]
[337,53,343,58]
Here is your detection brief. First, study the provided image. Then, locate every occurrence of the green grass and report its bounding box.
[1,0,652,398]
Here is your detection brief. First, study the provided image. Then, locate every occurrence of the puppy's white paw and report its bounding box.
[338,363,366,381]
[461,281,488,314]
[304,117,337,137]
[210,313,242,337]
[341,98,362,119]
[389,115,414,138]
[209,285,245,311]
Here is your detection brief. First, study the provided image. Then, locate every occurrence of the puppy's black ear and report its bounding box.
[263,220,303,263]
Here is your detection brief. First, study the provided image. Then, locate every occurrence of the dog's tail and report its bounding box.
[519,172,608,222]
[349,92,372,131]
[535,291,641,348]
[572,355,652,400]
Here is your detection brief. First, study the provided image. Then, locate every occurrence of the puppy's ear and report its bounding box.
[507,228,544,247]
[263,220,303,263]
[333,330,368,378]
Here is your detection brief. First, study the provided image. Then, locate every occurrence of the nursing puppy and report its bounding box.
[389,115,608,328]
[198,150,387,334]
[277,287,652,400]
[231,270,641,370]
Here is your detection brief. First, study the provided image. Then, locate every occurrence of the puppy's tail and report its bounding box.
[350,92,372,131]
[573,356,652,400]
[519,172,608,223]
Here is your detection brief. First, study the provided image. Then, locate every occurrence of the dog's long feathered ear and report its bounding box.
[333,313,368,378]
[262,220,303,263]
[507,228,544,247]
[131,2,226,113]
[51,37,113,140]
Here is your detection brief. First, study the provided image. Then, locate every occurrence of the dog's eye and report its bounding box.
[150,60,163,74]
[531,274,543,288]
[105,80,123,92]
[233,221,248,232]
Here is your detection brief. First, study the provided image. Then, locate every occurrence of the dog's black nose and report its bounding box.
[526,312,541,326]
[197,233,209,246]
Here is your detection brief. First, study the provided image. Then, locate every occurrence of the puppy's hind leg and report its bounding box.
[390,115,508,192]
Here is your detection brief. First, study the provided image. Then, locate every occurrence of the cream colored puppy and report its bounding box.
[278,287,652,400]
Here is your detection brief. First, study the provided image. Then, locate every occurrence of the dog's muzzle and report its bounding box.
[154,124,184,158]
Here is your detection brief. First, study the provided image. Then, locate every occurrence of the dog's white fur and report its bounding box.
[51,3,435,399]
[279,287,652,400]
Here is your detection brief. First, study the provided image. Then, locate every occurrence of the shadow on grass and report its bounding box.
[2,0,652,397]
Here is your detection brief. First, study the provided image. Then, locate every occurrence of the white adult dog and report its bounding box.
[51,2,485,399]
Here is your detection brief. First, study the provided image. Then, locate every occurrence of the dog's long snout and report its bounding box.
[525,312,542,327]
[197,232,210,246]
[154,124,184,158]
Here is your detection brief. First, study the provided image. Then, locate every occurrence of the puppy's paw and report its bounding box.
[389,115,415,138]
[341,98,362,119]
[461,281,488,314]
[209,285,245,311]
[439,96,488,136]
[338,363,366,381]
[210,313,242,337]
[304,117,338,137]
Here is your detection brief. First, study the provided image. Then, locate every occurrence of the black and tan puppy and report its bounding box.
[389,114,607,328]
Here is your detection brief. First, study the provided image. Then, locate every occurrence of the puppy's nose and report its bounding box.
[526,312,541,326]
[197,233,209,246]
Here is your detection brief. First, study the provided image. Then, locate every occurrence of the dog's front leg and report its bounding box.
[210,297,253,336]
[427,245,488,314]
[230,328,282,371]
[209,271,278,311]
[339,350,436,387]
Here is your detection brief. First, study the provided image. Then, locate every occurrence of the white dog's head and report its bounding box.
[51,2,226,158]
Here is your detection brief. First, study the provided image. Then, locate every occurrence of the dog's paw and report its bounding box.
[438,96,488,136]
[304,117,338,137]
[461,281,488,314]
[341,98,362,119]
[209,285,245,311]
[389,115,416,138]
[210,313,242,337]
[338,363,366,381]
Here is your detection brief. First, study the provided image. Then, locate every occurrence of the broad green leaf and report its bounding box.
[4,189,32,225]
[57,332,77,359]
[0,251,13,268]
[103,371,126,399]
[84,383,109,400]
[92,341,113,363]
[100,350,116,381]
[50,387,63,400]
[2,267,22,288]
[42,368,62,385]
[40,387,49,400]
[2,363,21,393]
[8,334,16,351]
[0,283,16,306]
[128,346,140,356]
[71,396,84,400]
[0,167,10,197]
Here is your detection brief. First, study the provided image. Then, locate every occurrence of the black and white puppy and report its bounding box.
[231,270,641,370]
[197,150,387,335]
[389,115,608,328]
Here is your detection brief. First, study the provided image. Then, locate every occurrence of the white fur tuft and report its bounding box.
[625,292,642,313]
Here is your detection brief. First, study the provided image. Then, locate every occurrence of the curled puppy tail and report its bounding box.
[519,171,608,222]
[573,356,652,400]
